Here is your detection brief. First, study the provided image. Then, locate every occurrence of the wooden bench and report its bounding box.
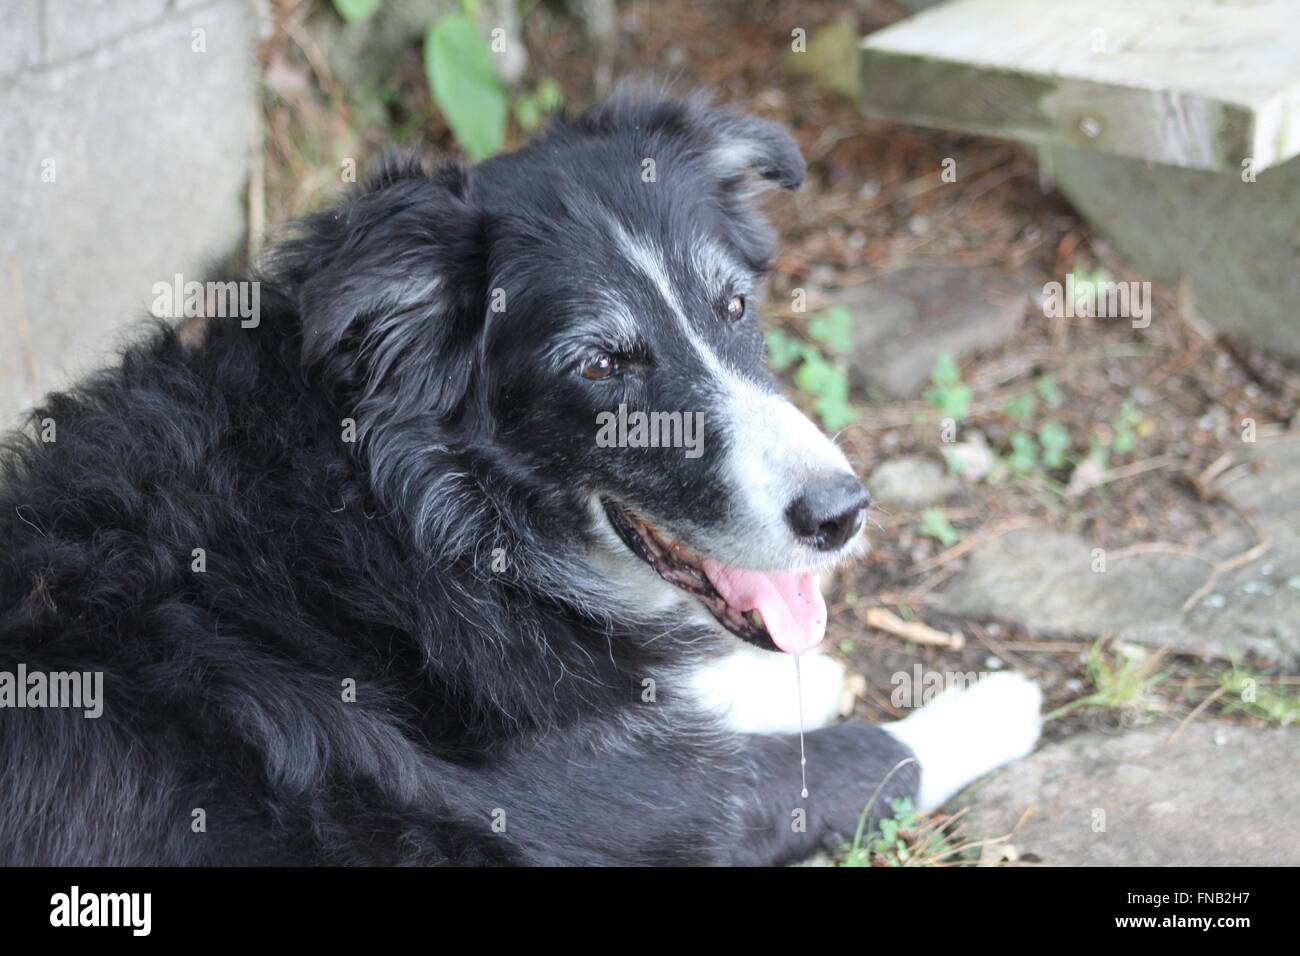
[859,0,1300,173]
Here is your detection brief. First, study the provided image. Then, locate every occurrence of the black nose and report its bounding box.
[785,474,870,551]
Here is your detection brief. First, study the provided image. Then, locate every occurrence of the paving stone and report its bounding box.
[843,265,1030,398]
[867,455,961,510]
[1130,438,1300,664]
[934,437,1300,664]
[1217,436,1300,524]
[933,526,1208,637]
[955,723,1300,866]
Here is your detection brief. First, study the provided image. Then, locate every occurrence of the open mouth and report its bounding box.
[602,499,827,654]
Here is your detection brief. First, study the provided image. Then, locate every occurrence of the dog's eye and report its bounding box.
[725,294,746,322]
[579,353,618,381]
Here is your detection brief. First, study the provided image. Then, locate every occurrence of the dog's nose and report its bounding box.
[785,474,870,551]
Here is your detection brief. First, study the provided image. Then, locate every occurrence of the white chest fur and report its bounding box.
[686,644,850,735]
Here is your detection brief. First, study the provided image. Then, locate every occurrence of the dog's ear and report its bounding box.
[294,160,484,375]
[572,87,805,192]
[702,108,805,191]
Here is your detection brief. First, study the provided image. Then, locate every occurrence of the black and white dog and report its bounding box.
[0,91,1039,865]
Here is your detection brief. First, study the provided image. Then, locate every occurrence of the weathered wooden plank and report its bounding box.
[859,0,1300,172]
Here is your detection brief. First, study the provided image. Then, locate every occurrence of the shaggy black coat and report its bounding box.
[0,93,916,865]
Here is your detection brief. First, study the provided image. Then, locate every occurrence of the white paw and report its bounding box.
[883,672,1042,811]
[688,645,851,735]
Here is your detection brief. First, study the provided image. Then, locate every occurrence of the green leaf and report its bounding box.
[794,349,858,430]
[512,79,565,133]
[931,352,962,388]
[793,348,837,394]
[917,508,960,547]
[1038,419,1072,469]
[333,0,381,23]
[764,328,806,373]
[1109,400,1141,455]
[807,305,854,355]
[1036,373,1064,408]
[1001,393,1036,422]
[815,392,858,431]
[1006,431,1037,475]
[513,98,541,132]
[534,77,564,111]
[424,15,506,162]
[924,381,970,420]
[924,353,970,419]
[1119,399,1141,427]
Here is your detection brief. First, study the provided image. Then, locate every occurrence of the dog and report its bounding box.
[0,90,1040,865]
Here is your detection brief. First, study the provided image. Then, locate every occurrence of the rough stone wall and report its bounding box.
[0,0,265,425]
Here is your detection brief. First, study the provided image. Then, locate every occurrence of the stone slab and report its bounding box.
[843,265,1029,399]
[956,723,1300,866]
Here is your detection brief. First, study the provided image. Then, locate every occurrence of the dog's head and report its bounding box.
[291,90,868,654]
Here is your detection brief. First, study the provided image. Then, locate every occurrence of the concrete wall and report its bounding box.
[0,0,264,424]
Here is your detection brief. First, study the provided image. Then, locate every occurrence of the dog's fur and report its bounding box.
[0,92,1038,865]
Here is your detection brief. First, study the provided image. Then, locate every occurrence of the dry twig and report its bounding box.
[863,606,964,650]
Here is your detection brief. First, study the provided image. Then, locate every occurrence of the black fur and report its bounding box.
[0,91,917,865]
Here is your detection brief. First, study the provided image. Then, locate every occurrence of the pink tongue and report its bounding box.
[701,560,827,654]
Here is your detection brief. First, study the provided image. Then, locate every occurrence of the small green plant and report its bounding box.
[1047,641,1169,720]
[841,797,956,867]
[1005,430,1038,475]
[917,508,959,547]
[512,78,564,132]
[1218,669,1300,726]
[1037,419,1072,470]
[1111,399,1144,456]
[764,317,859,431]
[1036,373,1064,409]
[1001,392,1035,422]
[806,304,853,355]
[764,326,807,373]
[923,353,971,420]
[794,349,858,431]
